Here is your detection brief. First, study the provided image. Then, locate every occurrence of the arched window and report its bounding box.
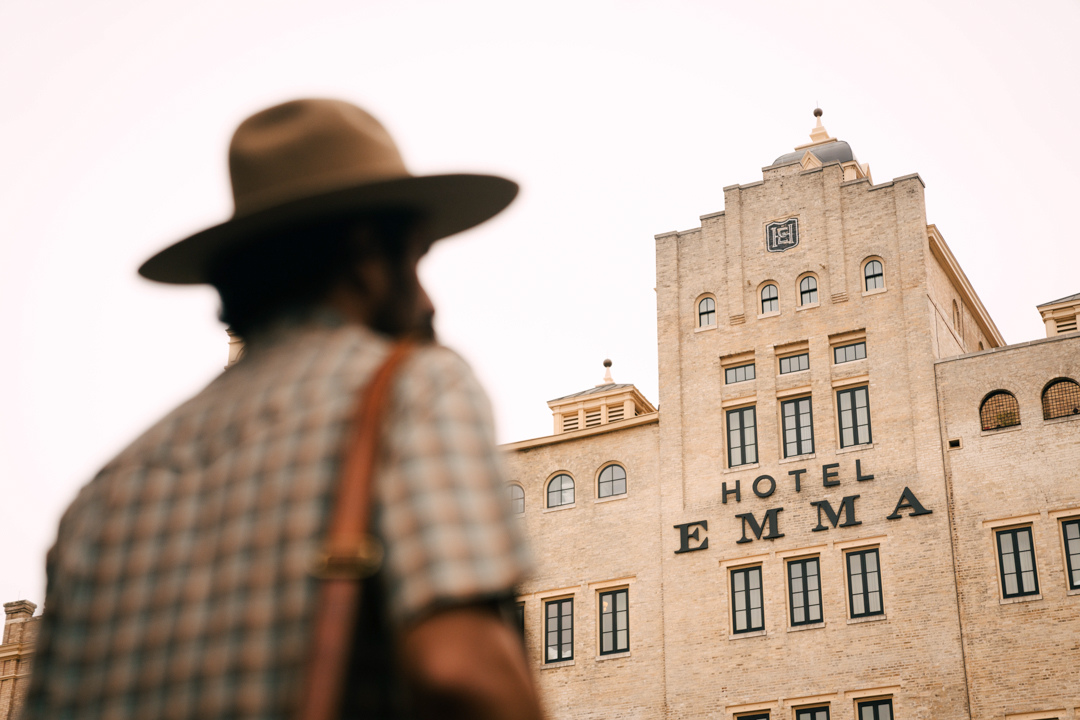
[761,284,778,314]
[508,484,525,515]
[864,260,884,291]
[799,276,818,306]
[1042,378,1080,420]
[598,464,627,499]
[980,391,1020,431]
[698,297,716,327]
[547,474,575,508]
[952,300,961,330]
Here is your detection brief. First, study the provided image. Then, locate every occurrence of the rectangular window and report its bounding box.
[797,708,830,720]
[857,699,893,720]
[1064,519,1080,590]
[782,397,814,457]
[516,602,525,639]
[731,566,764,633]
[725,363,756,384]
[598,589,629,655]
[779,353,810,374]
[847,548,883,618]
[788,557,822,626]
[727,406,758,467]
[996,527,1039,598]
[837,386,872,448]
[834,341,866,364]
[545,598,573,662]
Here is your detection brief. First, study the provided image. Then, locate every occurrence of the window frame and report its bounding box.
[833,341,866,364]
[980,390,1021,431]
[598,588,629,655]
[725,363,756,385]
[597,464,627,499]
[726,405,758,468]
[846,548,884,618]
[996,526,1040,599]
[863,258,884,292]
[760,283,779,314]
[1042,377,1080,420]
[544,597,574,663]
[857,699,893,720]
[1062,518,1080,591]
[698,296,717,328]
[546,473,575,508]
[730,565,765,634]
[781,396,815,458]
[799,274,819,306]
[779,353,810,375]
[508,483,525,515]
[796,707,831,720]
[837,385,873,448]
[787,556,823,627]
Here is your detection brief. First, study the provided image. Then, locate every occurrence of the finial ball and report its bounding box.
[813,107,823,118]
[603,359,612,368]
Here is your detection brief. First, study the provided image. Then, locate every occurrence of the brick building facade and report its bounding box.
[503,115,1080,720]
[4,115,1078,720]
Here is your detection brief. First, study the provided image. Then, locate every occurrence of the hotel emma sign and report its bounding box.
[672,459,932,554]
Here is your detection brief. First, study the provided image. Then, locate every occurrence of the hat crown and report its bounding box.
[228,99,410,217]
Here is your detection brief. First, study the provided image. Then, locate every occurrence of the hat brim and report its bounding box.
[138,173,519,284]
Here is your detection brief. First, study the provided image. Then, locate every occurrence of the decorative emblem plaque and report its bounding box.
[765,218,799,253]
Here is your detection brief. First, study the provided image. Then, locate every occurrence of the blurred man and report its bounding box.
[25,99,542,720]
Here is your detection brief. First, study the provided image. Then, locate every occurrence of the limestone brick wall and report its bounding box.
[655,161,970,719]
[936,335,1080,720]
[503,421,663,720]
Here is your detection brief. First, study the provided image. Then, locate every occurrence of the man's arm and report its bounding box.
[401,605,544,720]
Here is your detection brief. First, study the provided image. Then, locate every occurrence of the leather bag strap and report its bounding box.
[297,341,415,720]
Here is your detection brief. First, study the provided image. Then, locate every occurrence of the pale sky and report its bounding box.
[2,0,1078,605]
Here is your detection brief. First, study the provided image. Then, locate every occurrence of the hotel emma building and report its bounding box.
[502,116,1080,720]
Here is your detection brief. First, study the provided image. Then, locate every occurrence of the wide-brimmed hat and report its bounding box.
[138,98,518,284]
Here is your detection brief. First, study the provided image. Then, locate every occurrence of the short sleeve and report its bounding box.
[374,346,531,624]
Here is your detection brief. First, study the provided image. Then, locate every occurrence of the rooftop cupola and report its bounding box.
[772,108,872,183]
[1037,292,1080,337]
[547,360,656,435]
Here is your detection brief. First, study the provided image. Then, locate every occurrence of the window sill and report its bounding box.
[1000,593,1041,605]
[1044,414,1080,426]
[787,621,826,633]
[778,369,810,377]
[723,462,760,474]
[543,503,576,514]
[728,629,767,640]
[832,358,867,368]
[836,443,874,455]
[596,651,631,661]
[847,613,886,625]
[862,287,887,297]
[1067,586,1080,597]
[980,425,1022,437]
[695,324,717,333]
[758,310,780,319]
[512,512,526,519]
[795,302,820,312]
[541,659,575,670]
[779,453,816,465]
[595,493,628,505]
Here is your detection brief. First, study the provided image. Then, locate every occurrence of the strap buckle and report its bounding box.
[310,535,385,580]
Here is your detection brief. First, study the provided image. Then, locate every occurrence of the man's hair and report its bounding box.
[208,212,417,338]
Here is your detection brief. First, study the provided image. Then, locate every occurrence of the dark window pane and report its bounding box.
[1043,378,1080,419]
[997,527,1040,598]
[727,406,758,468]
[544,598,573,662]
[980,391,1020,431]
[848,549,884,618]
[547,474,575,507]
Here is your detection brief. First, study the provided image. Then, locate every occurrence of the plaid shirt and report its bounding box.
[24,318,530,720]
